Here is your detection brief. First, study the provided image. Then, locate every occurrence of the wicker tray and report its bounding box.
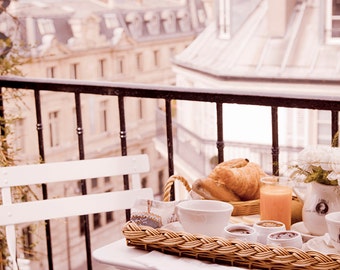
[163,175,260,216]
[122,221,340,270]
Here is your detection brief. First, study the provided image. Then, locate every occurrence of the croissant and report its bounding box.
[192,158,267,202]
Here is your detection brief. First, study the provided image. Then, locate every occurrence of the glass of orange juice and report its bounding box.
[260,176,292,229]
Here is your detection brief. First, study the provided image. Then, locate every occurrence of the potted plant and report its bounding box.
[290,145,340,236]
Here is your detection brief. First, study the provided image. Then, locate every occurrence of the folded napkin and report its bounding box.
[133,250,243,270]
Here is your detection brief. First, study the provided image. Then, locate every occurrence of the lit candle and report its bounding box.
[260,177,292,230]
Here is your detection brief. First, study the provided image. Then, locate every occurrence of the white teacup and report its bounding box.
[267,230,303,249]
[325,211,340,252]
[224,224,257,243]
[175,200,233,237]
[253,220,286,244]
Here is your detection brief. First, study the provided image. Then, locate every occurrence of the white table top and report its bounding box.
[93,238,150,270]
[92,238,244,270]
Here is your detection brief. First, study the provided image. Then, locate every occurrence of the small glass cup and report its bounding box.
[260,176,292,229]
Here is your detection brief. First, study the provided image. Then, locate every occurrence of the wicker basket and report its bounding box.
[163,175,260,216]
[122,221,340,270]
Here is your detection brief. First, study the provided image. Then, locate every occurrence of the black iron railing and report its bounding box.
[0,75,340,269]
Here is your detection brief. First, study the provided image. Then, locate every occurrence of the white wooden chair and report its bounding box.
[0,154,154,270]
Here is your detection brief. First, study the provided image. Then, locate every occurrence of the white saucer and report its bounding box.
[305,235,339,254]
[291,222,318,242]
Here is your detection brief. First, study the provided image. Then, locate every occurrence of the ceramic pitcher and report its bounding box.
[294,181,340,236]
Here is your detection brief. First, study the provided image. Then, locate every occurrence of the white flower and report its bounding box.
[297,145,333,172]
[292,145,339,186]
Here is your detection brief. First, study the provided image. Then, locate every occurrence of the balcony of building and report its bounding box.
[0,75,340,270]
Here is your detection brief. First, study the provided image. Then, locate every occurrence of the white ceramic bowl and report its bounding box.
[175,200,233,237]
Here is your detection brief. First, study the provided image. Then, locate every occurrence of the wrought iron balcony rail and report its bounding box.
[0,75,340,270]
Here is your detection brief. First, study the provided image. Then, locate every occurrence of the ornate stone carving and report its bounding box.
[126,12,143,38]
[177,9,191,32]
[161,10,176,34]
[144,11,160,35]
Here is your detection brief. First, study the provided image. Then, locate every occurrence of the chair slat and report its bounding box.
[0,154,150,187]
[0,188,153,226]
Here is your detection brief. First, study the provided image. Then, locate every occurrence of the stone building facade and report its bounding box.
[0,0,207,269]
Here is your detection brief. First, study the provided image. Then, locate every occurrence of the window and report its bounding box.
[332,0,340,36]
[317,110,332,145]
[136,52,143,71]
[117,56,124,74]
[104,176,111,183]
[105,190,114,222]
[98,58,107,78]
[72,107,78,141]
[70,63,79,79]
[99,100,108,133]
[46,66,56,78]
[285,108,306,146]
[141,176,147,188]
[138,99,143,119]
[48,111,60,147]
[37,18,55,35]
[106,211,114,223]
[79,216,86,235]
[153,50,160,67]
[13,118,25,152]
[88,96,96,135]
[22,226,33,258]
[326,0,340,43]
[77,180,83,193]
[216,0,261,40]
[91,177,98,188]
[93,213,101,229]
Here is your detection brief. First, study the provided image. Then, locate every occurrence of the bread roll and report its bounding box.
[192,158,267,202]
[192,177,241,201]
[221,157,249,168]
